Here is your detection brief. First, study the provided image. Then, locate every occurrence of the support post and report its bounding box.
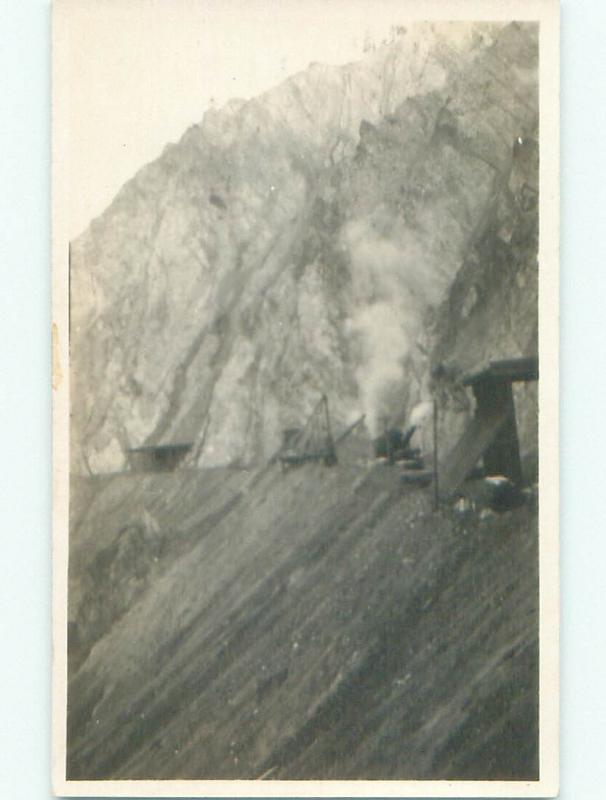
[322,394,337,465]
[433,396,439,510]
[381,416,393,464]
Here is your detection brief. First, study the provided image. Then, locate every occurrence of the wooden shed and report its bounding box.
[438,357,538,499]
[126,443,193,473]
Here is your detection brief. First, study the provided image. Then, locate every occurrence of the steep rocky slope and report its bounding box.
[66,21,541,783]
[67,465,538,780]
[70,22,538,474]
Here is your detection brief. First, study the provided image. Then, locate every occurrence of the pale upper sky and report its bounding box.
[64,0,418,239]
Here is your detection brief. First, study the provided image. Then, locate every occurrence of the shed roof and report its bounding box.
[126,443,193,455]
[463,357,538,387]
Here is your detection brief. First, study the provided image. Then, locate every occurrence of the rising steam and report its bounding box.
[342,209,450,435]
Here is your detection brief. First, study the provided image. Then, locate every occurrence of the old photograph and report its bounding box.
[52,0,559,795]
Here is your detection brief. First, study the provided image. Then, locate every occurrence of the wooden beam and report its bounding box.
[463,356,538,386]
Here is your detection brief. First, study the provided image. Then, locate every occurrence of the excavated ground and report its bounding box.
[67,461,538,781]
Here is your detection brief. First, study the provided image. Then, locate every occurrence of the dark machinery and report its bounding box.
[373,424,421,465]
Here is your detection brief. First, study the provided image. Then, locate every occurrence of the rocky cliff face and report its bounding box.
[70,22,538,474]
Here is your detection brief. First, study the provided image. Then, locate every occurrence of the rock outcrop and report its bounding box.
[70,22,538,474]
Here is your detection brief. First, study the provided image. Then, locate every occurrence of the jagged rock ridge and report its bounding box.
[70,22,538,473]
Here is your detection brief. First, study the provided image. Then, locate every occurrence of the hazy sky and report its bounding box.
[65,0,417,239]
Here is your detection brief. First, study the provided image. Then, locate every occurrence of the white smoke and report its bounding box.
[409,400,433,426]
[345,301,409,436]
[408,399,434,453]
[342,212,447,435]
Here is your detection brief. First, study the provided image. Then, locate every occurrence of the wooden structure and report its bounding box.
[334,414,366,446]
[438,357,538,500]
[126,442,193,472]
[278,395,337,469]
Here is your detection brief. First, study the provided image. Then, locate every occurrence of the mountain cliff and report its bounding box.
[67,22,541,781]
[70,21,538,474]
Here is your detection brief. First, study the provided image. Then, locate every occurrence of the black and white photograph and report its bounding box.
[52,0,559,795]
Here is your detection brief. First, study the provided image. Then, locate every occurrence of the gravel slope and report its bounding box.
[67,463,538,780]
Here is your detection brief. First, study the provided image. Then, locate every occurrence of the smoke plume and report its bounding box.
[342,211,447,435]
